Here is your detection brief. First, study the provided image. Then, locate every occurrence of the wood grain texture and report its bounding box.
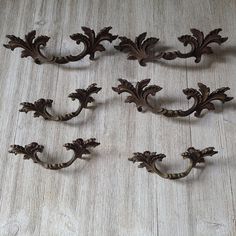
[0,0,235,235]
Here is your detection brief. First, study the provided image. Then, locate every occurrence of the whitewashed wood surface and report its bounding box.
[0,0,235,235]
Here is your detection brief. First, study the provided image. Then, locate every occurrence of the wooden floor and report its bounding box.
[0,0,236,235]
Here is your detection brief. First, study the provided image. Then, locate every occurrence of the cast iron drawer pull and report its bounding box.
[129,147,218,179]
[4,27,117,64]
[115,28,228,66]
[19,83,101,121]
[8,138,100,170]
[112,79,233,117]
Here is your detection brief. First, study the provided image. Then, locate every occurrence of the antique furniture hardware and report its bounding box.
[112,79,233,117]
[115,28,228,66]
[8,138,100,170]
[129,147,218,179]
[4,26,117,64]
[19,83,101,121]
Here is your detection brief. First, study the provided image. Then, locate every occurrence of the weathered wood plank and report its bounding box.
[0,0,235,235]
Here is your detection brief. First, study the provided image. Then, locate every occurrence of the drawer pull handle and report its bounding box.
[19,83,101,121]
[129,147,218,179]
[112,79,233,117]
[9,138,100,170]
[115,28,228,66]
[4,27,117,64]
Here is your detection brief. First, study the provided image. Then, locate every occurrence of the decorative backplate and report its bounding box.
[4,27,118,64]
[129,147,218,179]
[115,28,228,66]
[9,138,100,170]
[112,79,233,117]
[19,83,101,121]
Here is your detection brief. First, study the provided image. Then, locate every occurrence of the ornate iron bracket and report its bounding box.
[129,147,218,179]
[112,79,233,117]
[8,138,100,170]
[19,83,101,121]
[4,27,118,64]
[115,28,228,66]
